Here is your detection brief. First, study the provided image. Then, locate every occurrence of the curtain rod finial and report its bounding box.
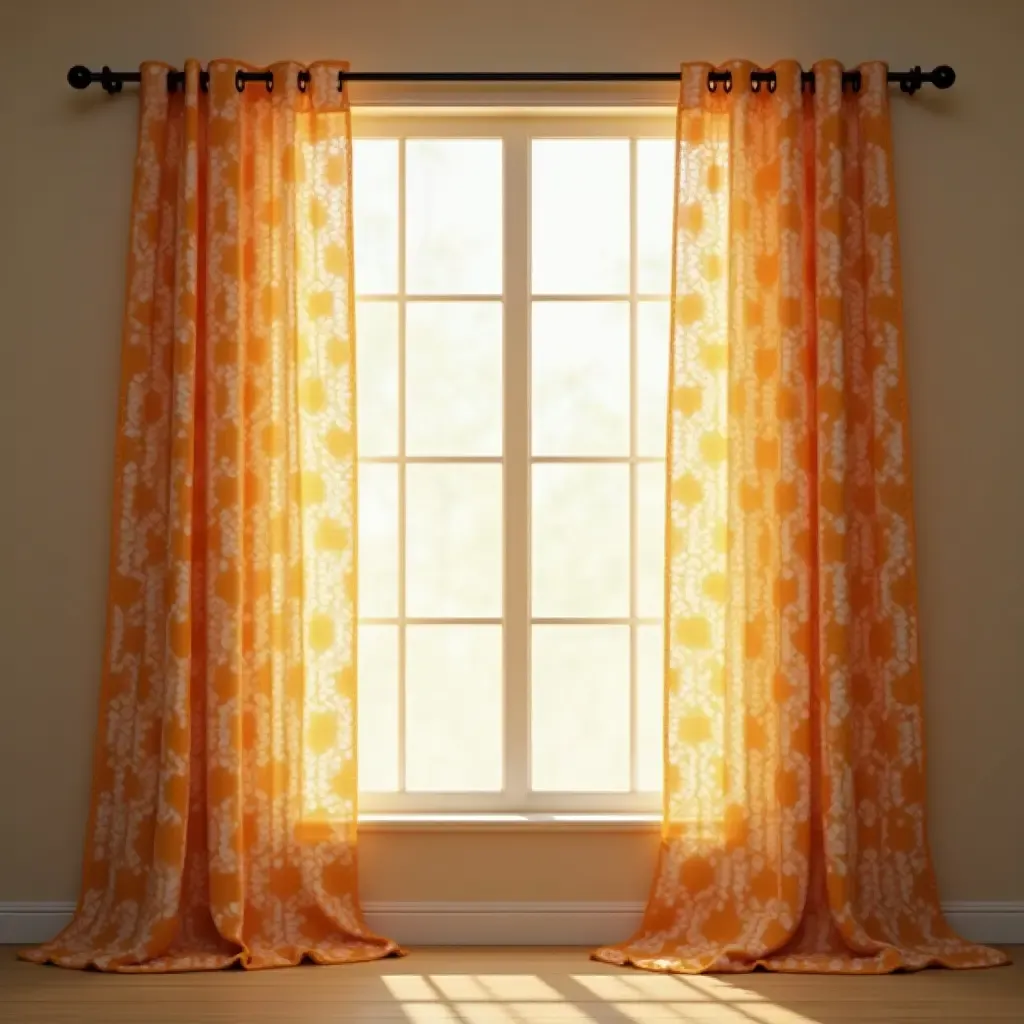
[68,65,92,89]
[933,65,955,89]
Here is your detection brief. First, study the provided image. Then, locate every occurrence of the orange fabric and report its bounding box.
[21,60,399,972]
[594,61,1010,975]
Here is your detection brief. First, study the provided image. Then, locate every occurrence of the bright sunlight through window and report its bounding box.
[352,113,675,815]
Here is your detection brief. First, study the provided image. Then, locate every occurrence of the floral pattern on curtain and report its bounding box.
[595,61,1010,974]
[21,60,399,972]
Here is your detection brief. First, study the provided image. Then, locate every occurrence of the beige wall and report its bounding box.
[2,0,1022,905]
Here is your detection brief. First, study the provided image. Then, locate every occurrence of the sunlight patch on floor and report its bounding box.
[381,973,822,1023]
[570,973,768,1001]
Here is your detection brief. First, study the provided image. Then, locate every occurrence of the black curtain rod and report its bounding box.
[68,64,955,96]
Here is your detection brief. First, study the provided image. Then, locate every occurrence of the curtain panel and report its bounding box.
[595,61,1009,975]
[22,60,399,972]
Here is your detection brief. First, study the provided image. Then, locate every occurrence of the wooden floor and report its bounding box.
[2,946,1021,1023]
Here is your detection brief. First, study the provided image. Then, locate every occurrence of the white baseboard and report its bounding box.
[363,901,645,946]
[2,899,1021,947]
[941,902,1024,946]
[0,903,77,946]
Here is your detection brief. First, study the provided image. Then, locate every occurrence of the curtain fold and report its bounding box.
[21,59,399,972]
[595,60,1010,974]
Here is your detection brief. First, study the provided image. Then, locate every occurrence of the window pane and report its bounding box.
[636,462,666,620]
[406,625,503,791]
[637,140,675,294]
[358,463,399,618]
[637,301,670,458]
[357,625,399,792]
[532,140,629,295]
[531,625,630,791]
[356,301,399,458]
[353,140,399,294]
[406,464,502,618]
[532,464,629,618]
[637,624,664,793]
[532,301,629,457]
[406,139,502,295]
[407,302,503,457]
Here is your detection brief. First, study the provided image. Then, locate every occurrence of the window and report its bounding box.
[352,113,674,815]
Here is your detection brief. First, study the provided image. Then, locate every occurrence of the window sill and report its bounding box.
[357,812,661,833]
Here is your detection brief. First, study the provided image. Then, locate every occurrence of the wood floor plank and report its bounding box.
[1,946,1020,1023]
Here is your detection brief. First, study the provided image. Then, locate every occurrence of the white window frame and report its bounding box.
[352,111,675,816]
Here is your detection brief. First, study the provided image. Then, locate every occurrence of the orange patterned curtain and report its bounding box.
[22,60,399,972]
[596,61,1009,974]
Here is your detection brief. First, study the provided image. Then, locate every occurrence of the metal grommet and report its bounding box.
[265,73,274,93]
[298,70,309,93]
[751,73,761,93]
[723,71,733,93]
[707,72,717,93]
[767,74,777,94]
[235,69,245,93]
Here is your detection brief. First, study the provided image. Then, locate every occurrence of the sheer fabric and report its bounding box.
[21,60,398,971]
[595,61,1009,974]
